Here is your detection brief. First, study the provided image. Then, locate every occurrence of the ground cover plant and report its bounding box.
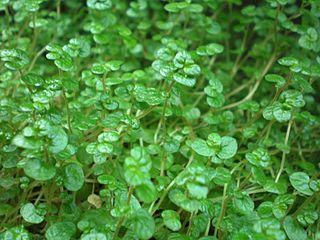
[0,0,319,239]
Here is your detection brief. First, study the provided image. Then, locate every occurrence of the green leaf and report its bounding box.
[1,225,31,240]
[169,189,200,212]
[278,56,299,66]
[186,182,208,199]
[133,84,165,106]
[81,233,107,240]
[20,203,44,224]
[92,63,107,74]
[196,43,224,56]
[191,138,215,157]
[272,202,287,219]
[207,94,225,108]
[265,74,286,88]
[289,172,314,196]
[124,147,152,186]
[45,222,76,240]
[0,48,29,70]
[183,64,201,76]
[97,142,113,153]
[280,90,305,108]
[46,44,74,72]
[164,2,189,12]
[124,166,149,186]
[63,163,85,191]
[55,54,74,72]
[245,148,270,168]
[233,192,254,215]
[188,3,203,13]
[213,167,232,185]
[105,60,123,71]
[273,104,291,122]
[0,203,14,216]
[283,216,307,240]
[264,180,288,194]
[173,73,196,87]
[163,137,180,153]
[63,37,91,58]
[217,136,237,159]
[22,73,44,87]
[47,127,68,153]
[87,0,112,10]
[297,207,318,226]
[127,208,155,240]
[12,134,42,150]
[23,158,56,181]
[263,105,275,120]
[182,106,201,120]
[162,210,182,231]
[135,181,157,203]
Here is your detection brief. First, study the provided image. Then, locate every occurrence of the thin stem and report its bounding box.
[204,218,211,236]
[230,27,249,77]
[57,0,61,19]
[214,184,228,237]
[292,192,318,218]
[4,6,12,47]
[28,46,47,72]
[30,13,39,51]
[220,54,277,111]
[154,80,175,144]
[187,211,195,236]
[62,89,72,133]
[275,119,293,182]
[150,154,194,215]
[112,186,134,240]
[150,179,176,215]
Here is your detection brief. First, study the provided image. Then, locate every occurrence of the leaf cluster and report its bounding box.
[0,0,319,239]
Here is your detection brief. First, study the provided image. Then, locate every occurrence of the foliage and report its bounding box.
[0,0,319,239]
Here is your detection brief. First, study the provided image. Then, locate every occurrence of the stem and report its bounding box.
[204,218,211,236]
[219,54,278,111]
[292,192,318,217]
[225,80,251,99]
[214,184,228,238]
[30,13,39,51]
[4,6,12,47]
[28,46,47,72]
[112,186,134,240]
[230,27,249,77]
[149,153,194,215]
[187,211,195,236]
[62,89,73,133]
[57,0,61,19]
[154,80,175,144]
[275,119,293,182]
[274,4,280,48]
[150,179,176,215]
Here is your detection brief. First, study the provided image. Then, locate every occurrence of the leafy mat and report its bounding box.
[0,0,319,239]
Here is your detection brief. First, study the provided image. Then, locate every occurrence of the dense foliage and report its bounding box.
[0,0,319,239]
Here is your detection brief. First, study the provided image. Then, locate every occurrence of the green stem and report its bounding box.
[112,186,134,240]
[154,80,175,144]
[275,119,293,182]
[292,192,319,218]
[220,54,278,111]
[57,0,61,19]
[214,184,228,238]
[149,153,194,215]
[204,218,211,236]
[62,89,73,134]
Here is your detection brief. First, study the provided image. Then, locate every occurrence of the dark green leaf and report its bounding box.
[63,163,84,191]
